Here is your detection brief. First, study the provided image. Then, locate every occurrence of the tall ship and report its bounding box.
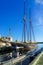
[0,0,38,65]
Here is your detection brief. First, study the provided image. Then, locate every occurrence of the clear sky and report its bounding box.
[0,0,43,42]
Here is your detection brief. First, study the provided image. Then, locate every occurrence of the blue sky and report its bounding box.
[0,0,43,42]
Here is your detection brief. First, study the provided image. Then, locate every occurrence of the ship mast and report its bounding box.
[29,8,35,43]
[23,0,35,43]
[9,28,11,37]
[29,8,32,43]
[23,0,26,43]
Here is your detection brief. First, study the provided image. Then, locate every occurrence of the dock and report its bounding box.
[29,51,43,65]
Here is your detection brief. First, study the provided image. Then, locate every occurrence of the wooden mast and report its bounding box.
[23,0,26,43]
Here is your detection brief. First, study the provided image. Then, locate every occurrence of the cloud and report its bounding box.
[36,17,43,26]
[36,17,43,30]
[38,17,43,25]
[35,0,43,5]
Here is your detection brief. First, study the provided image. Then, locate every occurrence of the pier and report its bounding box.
[29,51,43,65]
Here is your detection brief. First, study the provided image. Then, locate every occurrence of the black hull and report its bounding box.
[0,46,16,54]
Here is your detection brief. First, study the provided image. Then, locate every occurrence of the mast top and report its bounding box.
[24,0,25,2]
[23,0,26,22]
[29,8,31,20]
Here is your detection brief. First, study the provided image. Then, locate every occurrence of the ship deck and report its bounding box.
[1,55,26,65]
